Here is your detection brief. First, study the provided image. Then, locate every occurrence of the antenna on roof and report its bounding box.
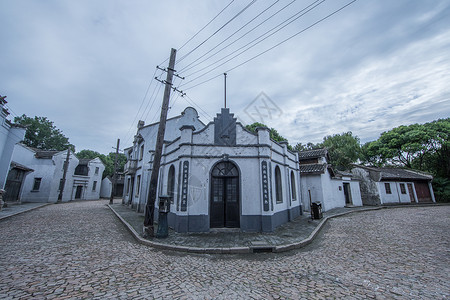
[224,73,227,109]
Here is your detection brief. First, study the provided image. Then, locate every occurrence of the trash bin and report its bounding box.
[156,195,170,238]
[311,202,323,219]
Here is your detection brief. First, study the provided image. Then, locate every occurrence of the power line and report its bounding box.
[177,0,258,63]
[144,81,164,123]
[179,0,291,73]
[140,70,165,122]
[178,0,235,52]
[181,0,326,86]
[124,67,158,145]
[183,0,358,91]
[184,94,214,120]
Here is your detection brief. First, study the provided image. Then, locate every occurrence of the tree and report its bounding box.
[321,132,361,170]
[76,149,126,178]
[361,118,450,201]
[294,142,321,152]
[245,122,292,149]
[14,114,74,151]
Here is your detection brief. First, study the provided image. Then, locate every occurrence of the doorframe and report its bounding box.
[343,182,352,205]
[209,159,242,229]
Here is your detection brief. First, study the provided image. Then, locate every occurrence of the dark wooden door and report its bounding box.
[75,186,83,199]
[210,161,240,228]
[210,177,240,228]
[4,169,25,202]
[414,182,432,202]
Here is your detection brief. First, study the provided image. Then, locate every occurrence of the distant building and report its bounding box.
[351,165,436,205]
[4,143,104,203]
[100,174,124,198]
[299,148,362,212]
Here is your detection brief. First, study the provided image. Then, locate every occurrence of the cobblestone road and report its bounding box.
[1,201,449,299]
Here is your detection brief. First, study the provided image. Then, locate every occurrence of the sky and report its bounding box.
[1,0,449,154]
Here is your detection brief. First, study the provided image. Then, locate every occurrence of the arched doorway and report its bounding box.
[210,161,240,228]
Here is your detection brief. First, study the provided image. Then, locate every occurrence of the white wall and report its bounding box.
[100,177,112,198]
[378,181,414,204]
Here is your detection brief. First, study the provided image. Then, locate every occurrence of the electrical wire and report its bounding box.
[179,0,291,73]
[183,0,358,91]
[181,0,326,84]
[178,0,235,52]
[181,0,325,84]
[123,68,158,145]
[177,0,258,63]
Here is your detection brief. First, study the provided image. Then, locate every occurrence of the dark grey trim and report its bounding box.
[168,214,212,232]
[261,161,270,212]
[177,161,181,211]
[180,161,189,211]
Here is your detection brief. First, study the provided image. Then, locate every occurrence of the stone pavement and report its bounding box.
[110,203,379,253]
[0,202,49,220]
[0,200,449,299]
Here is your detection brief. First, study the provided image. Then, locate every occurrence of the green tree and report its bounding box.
[294,142,321,152]
[14,114,74,151]
[245,122,292,149]
[361,118,450,201]
[322,132,361,170]
[76,149,127,179]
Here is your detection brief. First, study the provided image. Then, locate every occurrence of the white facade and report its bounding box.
[0,97,26,189]
[100,177,112,198]
[299,149,362,212]
[72,158,105,201]
[124,107,302,232]
[123,107,205,211]
[7,144,104,203]
[351,166,435,205]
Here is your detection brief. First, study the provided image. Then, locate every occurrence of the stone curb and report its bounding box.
[0,203,51,221]
[108,203,444,254]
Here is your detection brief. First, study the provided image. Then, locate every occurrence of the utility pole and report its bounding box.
[143,48,177,238]
[110,138,120,205]
[57,148,70,203]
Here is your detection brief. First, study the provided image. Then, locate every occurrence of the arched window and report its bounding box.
[290,171,296,200]
[275,166,283,203]
[167,165,175,203]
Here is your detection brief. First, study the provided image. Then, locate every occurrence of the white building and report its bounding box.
[124,107,302,232]
[5,143,104,203]
[299,149,362,212]
[123,107,205,211]
[351,165,436,205]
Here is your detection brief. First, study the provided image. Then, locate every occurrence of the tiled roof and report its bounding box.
[379,168,432,180]
[34,150,59,159]
[353,165,433,180]
[299,163,327,174]
[298,148,327,159]
[10,161,34,172]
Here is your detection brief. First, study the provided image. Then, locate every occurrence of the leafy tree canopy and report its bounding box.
[76,149,127,179]
[322,132,361,171]
[14,114,74,151]
[294,142,322,152]
[245,122,292,149]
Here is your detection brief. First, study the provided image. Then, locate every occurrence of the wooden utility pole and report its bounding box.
[57,148,70,203]
[110,138,120,205]
[143,48,177,238]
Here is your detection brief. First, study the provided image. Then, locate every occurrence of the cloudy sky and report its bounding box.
[1,0,449,154]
